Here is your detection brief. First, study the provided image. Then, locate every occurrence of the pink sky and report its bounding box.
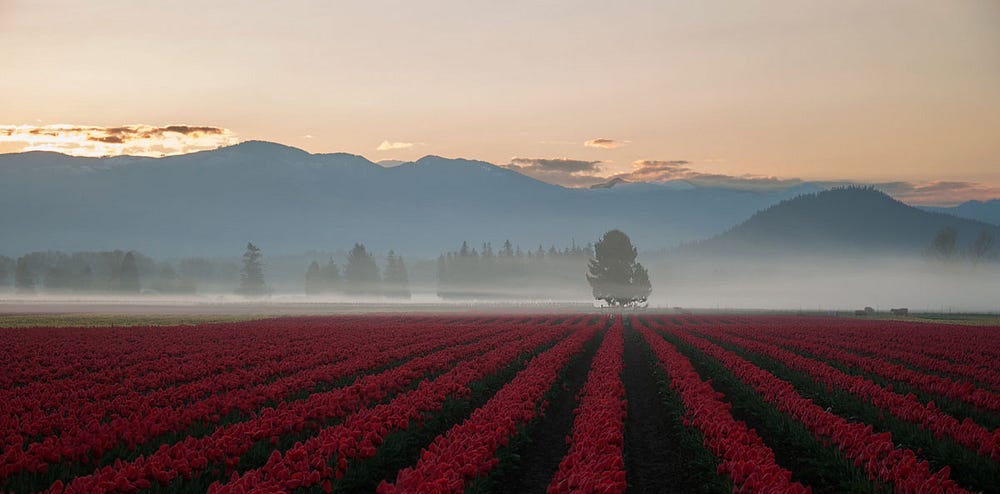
[1,1,998,204]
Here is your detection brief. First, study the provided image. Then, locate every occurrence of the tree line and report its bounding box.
[435,239,595,299]
[301,243,410,299]
[928,227,997,263]
[0,250,242,295]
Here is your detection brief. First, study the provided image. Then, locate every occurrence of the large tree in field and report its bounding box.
[587,229,652,307]
[238,242,267,296]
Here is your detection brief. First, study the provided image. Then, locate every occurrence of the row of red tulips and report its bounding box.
[725,316,1000,389]
[547,319,626,494]
[44,321,553,493]
[748,316,1000,365]
[376,323,603,493]
[2,316,457,443]
[658,323,971,493]
[1,315,504,393]
[3,319,516,484]
[3,320,386,456]
[733,327,1000,412]
[696,326,1000,461]
[209,321,585,492]
[636,324,810,493]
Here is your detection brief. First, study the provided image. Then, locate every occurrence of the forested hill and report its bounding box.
[687,187,1000,257]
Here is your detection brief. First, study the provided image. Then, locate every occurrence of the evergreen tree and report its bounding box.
[500,240,514,258]
[345,243,380,295]
[587,229,652,307]
[118,251,140,293]
[383,250,411,299]
[305,260,322,295]
[238,242,267,296]
[321,258,341,292]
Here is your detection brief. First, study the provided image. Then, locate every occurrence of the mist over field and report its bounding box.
[4,175,998,312]
[3,252,997,313]
[649,255,1000,312]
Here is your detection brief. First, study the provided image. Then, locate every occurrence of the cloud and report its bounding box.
[496,156,999,204]
[503,157,608,187]
[584,138,627,149]
[622,160,692,181]
[377,140,418,151]
[596,159,801,191]
[508,157,602,174]
[0,124,238,157]
[865,181,1000,206]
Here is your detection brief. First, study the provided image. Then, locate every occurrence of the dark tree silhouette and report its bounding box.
[929,227,958,260]
[305,260,322,295]
[587,229,652,307]
[383,250,411,299]
[321,258,341,292]
[118,251,140,293]
[345,243,380,295]
[238,242,267,296]
[968,230,996,263]
[500,239,514,258]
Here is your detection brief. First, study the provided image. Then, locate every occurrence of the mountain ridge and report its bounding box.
[1,143,993,259]
[923,199,1000,225]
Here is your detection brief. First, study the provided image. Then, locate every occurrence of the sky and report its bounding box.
[1,0,999,204]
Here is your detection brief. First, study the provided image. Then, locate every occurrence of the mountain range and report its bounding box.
[922,200,1000,226]
[1,141,997,259]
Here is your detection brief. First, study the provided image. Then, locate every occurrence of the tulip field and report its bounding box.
[2,314,999,493]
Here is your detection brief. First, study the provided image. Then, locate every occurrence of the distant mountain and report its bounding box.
[923,200,1000,225]
[589,177,628,189]
[688,187,1000,257]
[0,142,830,258]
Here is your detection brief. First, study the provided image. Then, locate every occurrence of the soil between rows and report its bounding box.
[487,321,607,493]
[622,319,728,494]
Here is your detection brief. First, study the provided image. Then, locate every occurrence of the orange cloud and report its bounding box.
[0,124,239,157]
[584,138,626,149]
[377,140,422,151]
[503,156,999,205]
[867,181,1000,206]
[503,157,607,187]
